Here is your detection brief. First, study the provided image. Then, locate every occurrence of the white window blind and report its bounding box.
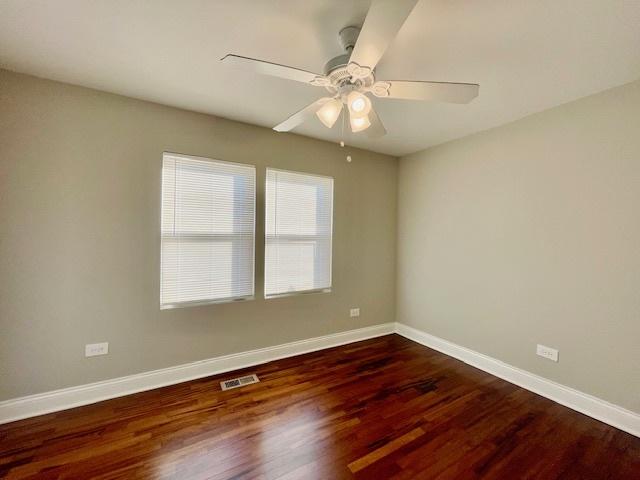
[161,153,255,308]
[265,168,333,298]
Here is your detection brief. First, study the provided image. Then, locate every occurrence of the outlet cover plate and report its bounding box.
[85,342,109,357]
[536,344,558,362]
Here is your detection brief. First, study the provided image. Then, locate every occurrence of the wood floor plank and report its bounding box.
[348,427,425,473]
[0,334,638,479]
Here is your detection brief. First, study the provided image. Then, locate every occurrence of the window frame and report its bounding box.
[263,167,334,300]
[160,151,256,310]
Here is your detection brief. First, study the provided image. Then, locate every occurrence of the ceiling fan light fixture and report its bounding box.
[316,98,343,128]
[347,91,372,116]
[350,113,371,133]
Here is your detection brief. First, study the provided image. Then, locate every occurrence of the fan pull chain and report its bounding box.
[339,109,352,162]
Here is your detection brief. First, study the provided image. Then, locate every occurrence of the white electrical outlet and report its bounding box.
[536,344,558,362]
[350,308,360,317]
[85,342,109,357]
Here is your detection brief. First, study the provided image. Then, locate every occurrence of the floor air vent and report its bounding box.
[220,374,259,391]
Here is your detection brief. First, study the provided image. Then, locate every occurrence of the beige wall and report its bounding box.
[0,69,398,400]
[398,79,640,413]
[3,65,638,414]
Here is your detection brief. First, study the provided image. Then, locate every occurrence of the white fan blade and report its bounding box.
[366,107,386,138]
[379,80,479,104]
[221,54,328,86]
[349,0,419,71]
[273,98,333,132]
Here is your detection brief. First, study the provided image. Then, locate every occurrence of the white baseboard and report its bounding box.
[3,321,638,438]
[0,323,395,425]
[395,322,640,438]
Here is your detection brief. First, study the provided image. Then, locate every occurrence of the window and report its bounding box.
[265,168,333,298]
[160,153,255,308]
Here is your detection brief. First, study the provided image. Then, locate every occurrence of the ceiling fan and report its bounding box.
[221,0,479,138]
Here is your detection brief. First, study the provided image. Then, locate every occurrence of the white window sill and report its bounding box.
[264,288,332,300]
[160,295,254,310]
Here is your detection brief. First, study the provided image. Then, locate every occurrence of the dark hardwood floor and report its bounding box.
[1,334,638,479]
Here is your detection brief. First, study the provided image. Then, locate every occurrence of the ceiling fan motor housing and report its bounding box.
[323,54,351,77]
[323,26,375,98]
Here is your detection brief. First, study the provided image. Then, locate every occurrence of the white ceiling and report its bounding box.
[1,0,639,156]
